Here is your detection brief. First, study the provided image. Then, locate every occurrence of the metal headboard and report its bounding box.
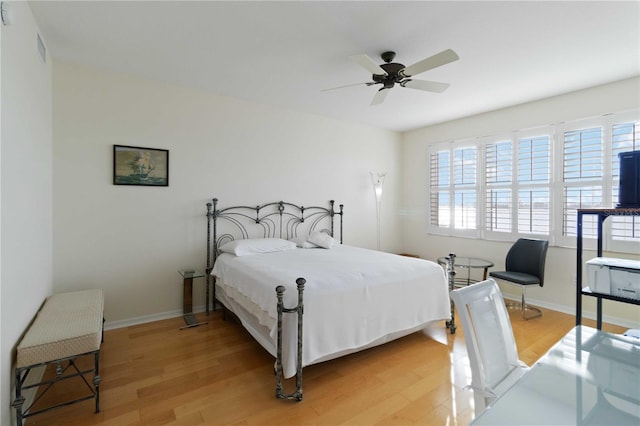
[205,198,344,277]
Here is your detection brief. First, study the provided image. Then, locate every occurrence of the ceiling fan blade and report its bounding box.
[370,88,390,106]
[350,54,388,76]
[321,82,371,92]
[401,79,450,93]
[400,49,459,77]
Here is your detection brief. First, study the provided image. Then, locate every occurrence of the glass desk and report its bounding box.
[178,269,207,329]
[471,325,640,425]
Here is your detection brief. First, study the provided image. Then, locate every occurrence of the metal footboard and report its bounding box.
[275,278,305,401]
[206,198,343,402]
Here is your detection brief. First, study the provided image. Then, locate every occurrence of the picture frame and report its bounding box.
[113,145,169,186]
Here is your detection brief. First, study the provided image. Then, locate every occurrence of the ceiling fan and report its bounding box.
[325,49,459,106]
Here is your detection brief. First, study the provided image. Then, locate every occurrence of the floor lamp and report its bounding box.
[370,171,386,250]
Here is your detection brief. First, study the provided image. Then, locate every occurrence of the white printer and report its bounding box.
[586,257,640,300]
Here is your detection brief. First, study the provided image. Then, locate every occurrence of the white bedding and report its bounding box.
[211,244,450,378]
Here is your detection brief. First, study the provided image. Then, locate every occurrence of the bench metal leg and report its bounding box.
[93,351,101,413]
[12,350,101,424]
[12,367,26,426]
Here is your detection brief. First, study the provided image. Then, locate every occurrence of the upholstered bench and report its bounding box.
[12,289,104,426]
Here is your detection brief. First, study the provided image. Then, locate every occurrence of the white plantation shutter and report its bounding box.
[426,111,637,252]
[428,144,479,236]
[611,122,640,244]
[518,136,550,235]
[485,141,512,233]
[563,127,603,238]
[453,147,477,229]
[429,150,451,228]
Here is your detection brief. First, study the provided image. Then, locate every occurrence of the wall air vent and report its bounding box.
[37,33,46,63]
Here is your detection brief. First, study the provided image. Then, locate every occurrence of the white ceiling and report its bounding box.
[28,1,640,132]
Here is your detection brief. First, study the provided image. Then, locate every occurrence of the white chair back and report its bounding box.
[450,278,529,415]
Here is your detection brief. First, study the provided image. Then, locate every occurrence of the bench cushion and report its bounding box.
[17,289,104,368]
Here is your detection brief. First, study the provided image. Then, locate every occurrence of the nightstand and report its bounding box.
[178,269,207,329]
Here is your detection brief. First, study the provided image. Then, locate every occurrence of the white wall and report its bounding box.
[401,77,640,327]
[52,61,402,327]
[1,2,53,425]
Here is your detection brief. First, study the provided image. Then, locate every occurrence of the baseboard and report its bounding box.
[107,297,636,332]
[104,303,209,330]
[502,293,638,330]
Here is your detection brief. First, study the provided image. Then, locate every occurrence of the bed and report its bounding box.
[206,198,451,400]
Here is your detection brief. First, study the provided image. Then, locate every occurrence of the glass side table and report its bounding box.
[438,255,494,334]
[437,256,494,288]
[178,269,207,329]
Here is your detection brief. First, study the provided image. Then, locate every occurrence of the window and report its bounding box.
[429,150,450,228]
[429,143,478,237]
[485,141,512,233]
[453,147,477,230]
[518,136,550,235]
[427,111,639,252]
[562,126,603,239]
[611,122,640,249]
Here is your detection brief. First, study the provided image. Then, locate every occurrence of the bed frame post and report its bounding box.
[206,199,217,312]
[445,253,457,334]
[275,278,305,401]
[329,200,344,244]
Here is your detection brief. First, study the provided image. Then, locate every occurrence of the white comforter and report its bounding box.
[212,245,450,378]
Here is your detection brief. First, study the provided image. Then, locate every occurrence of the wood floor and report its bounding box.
[24,307,626,426]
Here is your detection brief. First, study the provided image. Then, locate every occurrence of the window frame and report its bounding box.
[484,138,514,237]
[426,111,640,253]
[515,132,552,238]
[428,138,480,239]
[555,117,606,250]
[607,112,640,253]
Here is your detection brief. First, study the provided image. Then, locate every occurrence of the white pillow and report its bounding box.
[289,235,317,249]
[307,231,335,249]
[219,238,296,256]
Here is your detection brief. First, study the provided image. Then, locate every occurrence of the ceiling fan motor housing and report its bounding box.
[373,62,406,88]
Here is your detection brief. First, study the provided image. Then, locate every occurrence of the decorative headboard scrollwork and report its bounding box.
[205,198,344,276]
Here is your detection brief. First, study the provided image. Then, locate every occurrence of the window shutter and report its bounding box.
[563,127,603,238]
[519,136,550,183]
[485,141,512,232]
[425,112,637,251]
[518,136,550,234]
[453,147,476,186]
[453,147,477,229]
[611,122,640,241]
[429,151,451,227]
[564,127,603,182]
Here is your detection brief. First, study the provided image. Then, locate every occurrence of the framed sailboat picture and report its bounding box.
[113,145,169,186]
